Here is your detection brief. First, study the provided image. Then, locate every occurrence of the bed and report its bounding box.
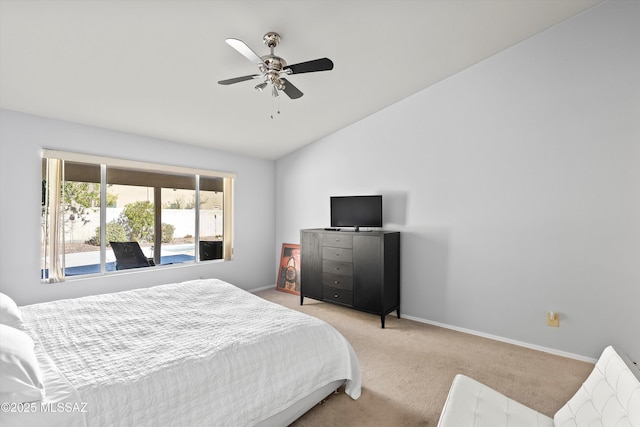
[0,279,361,427]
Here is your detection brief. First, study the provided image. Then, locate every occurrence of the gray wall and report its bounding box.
[275,1,640,361]
[0,109,276,305]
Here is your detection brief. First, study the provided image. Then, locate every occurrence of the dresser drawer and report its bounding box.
[324,287,353,306]
[322,260,353,277]
[322,273,353,291]
[322,247,353,262]
[322,234,353,249]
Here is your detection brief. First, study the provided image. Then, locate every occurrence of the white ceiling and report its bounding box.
[0,0,601,160]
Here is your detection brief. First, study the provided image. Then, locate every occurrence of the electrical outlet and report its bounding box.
[547,312,559,327]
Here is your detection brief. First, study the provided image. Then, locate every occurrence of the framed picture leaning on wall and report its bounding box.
[277,243,301,295]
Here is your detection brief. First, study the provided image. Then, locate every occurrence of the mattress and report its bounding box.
[10,279,361,426]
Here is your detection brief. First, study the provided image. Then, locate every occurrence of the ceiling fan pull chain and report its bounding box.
[270,88,280,119]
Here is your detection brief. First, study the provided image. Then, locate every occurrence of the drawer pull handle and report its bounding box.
[334,294,339,298]
[335,267,340,271]
[335,253,340,256]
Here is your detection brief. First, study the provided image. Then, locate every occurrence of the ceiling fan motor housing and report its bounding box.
[263,56,287,85]
[262,55,287,72]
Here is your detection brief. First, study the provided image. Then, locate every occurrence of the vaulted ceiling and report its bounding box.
[0,0,601,159]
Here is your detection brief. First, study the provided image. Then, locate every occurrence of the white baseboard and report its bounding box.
[401,314,596,363]
[249,284,277,293]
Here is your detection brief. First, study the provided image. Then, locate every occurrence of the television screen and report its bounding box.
[330,195,382,229]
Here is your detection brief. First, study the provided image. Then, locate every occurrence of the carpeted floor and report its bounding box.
[255,288,594,427]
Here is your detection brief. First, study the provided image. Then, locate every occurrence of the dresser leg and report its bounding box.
[300,295,304,305]
[381,315,385,329]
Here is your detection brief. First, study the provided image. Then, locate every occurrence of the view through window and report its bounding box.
[41,151,234,282]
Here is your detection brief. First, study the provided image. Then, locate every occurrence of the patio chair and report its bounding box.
[110,241,155,270]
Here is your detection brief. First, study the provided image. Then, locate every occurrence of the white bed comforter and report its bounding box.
[19,279,361,427]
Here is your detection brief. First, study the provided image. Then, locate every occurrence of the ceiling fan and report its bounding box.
[217,32,334,100]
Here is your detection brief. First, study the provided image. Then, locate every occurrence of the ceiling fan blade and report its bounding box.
[218,74,262,85]
[225,38,266,67]
[285,58,334,75]
[281,78,304,99]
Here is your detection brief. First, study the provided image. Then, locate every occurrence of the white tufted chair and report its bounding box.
[437,346,640,427]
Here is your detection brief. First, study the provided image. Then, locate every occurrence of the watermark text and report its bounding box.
[1,401,88,413]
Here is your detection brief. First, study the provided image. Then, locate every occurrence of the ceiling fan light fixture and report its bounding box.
[255,82,268,92]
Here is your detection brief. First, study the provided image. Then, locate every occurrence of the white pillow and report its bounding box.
[0,292,22,326]
[0,324,45,403]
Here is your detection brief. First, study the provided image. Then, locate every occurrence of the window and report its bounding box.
[41,150,235,282]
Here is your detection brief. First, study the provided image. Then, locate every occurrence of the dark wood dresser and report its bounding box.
[300,228,400,328]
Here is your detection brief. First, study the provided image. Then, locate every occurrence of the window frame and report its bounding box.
[41,149,235,283]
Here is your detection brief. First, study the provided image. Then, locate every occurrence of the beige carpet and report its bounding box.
[256,289,594,427]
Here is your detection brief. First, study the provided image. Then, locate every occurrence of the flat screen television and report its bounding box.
[330,195,383,231]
